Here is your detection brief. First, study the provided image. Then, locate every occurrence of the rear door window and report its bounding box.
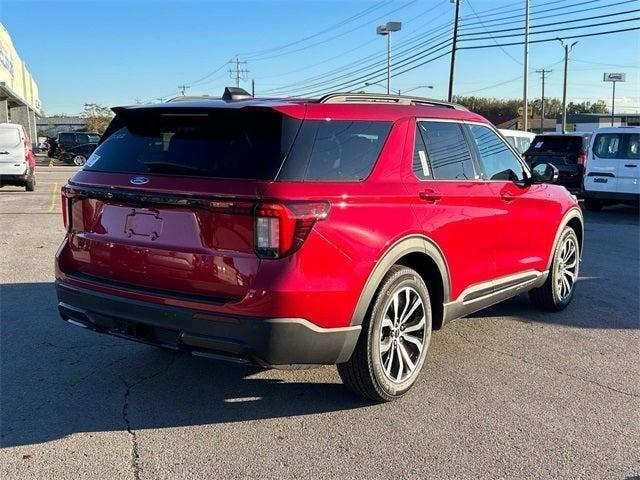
[76,133,91,144]
[84,109,301,180]
[516,137,532,153]
[279,120,391,181]
[0,128,21,148]
[594,133,640,159]
[58,132,76,144]
[418,121,476,180]
[627,134,639,159]
[87,134,101,143]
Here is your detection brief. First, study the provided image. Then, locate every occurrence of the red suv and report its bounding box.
[55,90,583,401]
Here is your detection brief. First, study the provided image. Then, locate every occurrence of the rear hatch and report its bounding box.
[59,105,301,302]
[0,125,26,173]
[524,135,586,171]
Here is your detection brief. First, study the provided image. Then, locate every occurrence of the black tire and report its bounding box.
[72,155,87,166]
[25,171,35,192]
[584,198,602,211]
[529,227,580,311]
[337,265,432,402]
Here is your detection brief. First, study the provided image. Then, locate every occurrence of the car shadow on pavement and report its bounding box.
[0,282,373,449]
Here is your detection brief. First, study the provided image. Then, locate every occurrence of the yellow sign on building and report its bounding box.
[0,23,41,114]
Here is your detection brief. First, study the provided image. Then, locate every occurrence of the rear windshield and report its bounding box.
[84,109,301,180]
[0,128,20,148]
[593,133,639,159]
[526,135,584,155]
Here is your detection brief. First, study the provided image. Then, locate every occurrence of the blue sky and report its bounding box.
[2,0,638,115]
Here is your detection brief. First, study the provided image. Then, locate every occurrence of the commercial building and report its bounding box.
[37,116,87,137]
[0,23,41,144]
[554,113,640,133]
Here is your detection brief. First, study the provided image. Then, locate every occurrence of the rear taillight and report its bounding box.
[254,201,330,259]
[578,151,587,167]
[61,188,70,230]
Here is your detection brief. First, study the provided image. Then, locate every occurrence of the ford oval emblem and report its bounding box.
[130,176,149,185]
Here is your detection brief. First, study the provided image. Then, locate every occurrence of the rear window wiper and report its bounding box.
[143,161,208,174]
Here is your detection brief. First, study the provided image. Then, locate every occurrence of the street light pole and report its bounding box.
[558,38,578,133]
[448,0,461,102]
[377,22,402,95]
[387,33,391,94]
[611,80,616,126]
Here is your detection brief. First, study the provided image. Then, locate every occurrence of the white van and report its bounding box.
[0,123,36,191]
[583,126,639,211]
[499,129,536,155]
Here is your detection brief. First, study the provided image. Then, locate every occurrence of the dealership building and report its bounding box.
[0,23,41,143]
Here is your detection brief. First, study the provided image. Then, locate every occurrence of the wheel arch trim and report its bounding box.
[349,234,450,327]
[547,207,584,271]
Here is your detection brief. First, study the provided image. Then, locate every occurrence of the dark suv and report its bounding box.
[55,90,583,401]
[54,132,101,164]
[524,133,590,194]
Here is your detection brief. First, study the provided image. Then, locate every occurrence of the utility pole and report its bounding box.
[178,85,190,96]
[448,0,461,102]
[523,0,530,131]
[557,38,578,133]
[229,57,249,88]
[252,79,255,97]
[536,69,551,133]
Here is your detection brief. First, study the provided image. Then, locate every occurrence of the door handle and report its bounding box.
[419,189,441,203]
[500,192,515,203]
[624,164,637,168]
[0,151,9,155]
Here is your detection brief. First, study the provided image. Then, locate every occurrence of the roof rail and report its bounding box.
[317,92,468,111]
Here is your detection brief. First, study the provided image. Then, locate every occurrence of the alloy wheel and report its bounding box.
[556,236,578,300]
[73,155,86,166]
[379,286,427,383]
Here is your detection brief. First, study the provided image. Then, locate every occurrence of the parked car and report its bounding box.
[52,131,101,160]
[55,90,583,401]
[58,142,99,166]
[0,122,36,191]
[499,128,536,155]
[524,133,591,194]
[583,126,640,211]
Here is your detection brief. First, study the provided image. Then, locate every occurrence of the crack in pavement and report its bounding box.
[121,352,177,480]
[455,331,639,399]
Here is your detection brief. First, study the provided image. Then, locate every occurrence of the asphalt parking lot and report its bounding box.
[1,166,638,479]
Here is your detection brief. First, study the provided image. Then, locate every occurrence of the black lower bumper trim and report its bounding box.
[582,191,640,202]
[0,174,28,185]
[56,281,360,368]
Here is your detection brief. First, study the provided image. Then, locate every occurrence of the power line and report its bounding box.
[262,0,628,96]
[242,0,391,59]
[464,0,523,65]
[458,24,640,50]
[458,9,640,39]
[248,0,422,62]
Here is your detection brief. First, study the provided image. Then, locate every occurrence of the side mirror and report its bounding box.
[531,162,559,184]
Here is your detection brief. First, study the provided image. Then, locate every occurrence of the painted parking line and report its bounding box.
[48,182,59,212]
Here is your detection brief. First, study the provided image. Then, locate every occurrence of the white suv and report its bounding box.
[583,126,639,211]
[0,123,36,191]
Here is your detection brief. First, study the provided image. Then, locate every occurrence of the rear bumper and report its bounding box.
[582,190,640,203]
[56,281,360,368]
[0,166,30,185]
